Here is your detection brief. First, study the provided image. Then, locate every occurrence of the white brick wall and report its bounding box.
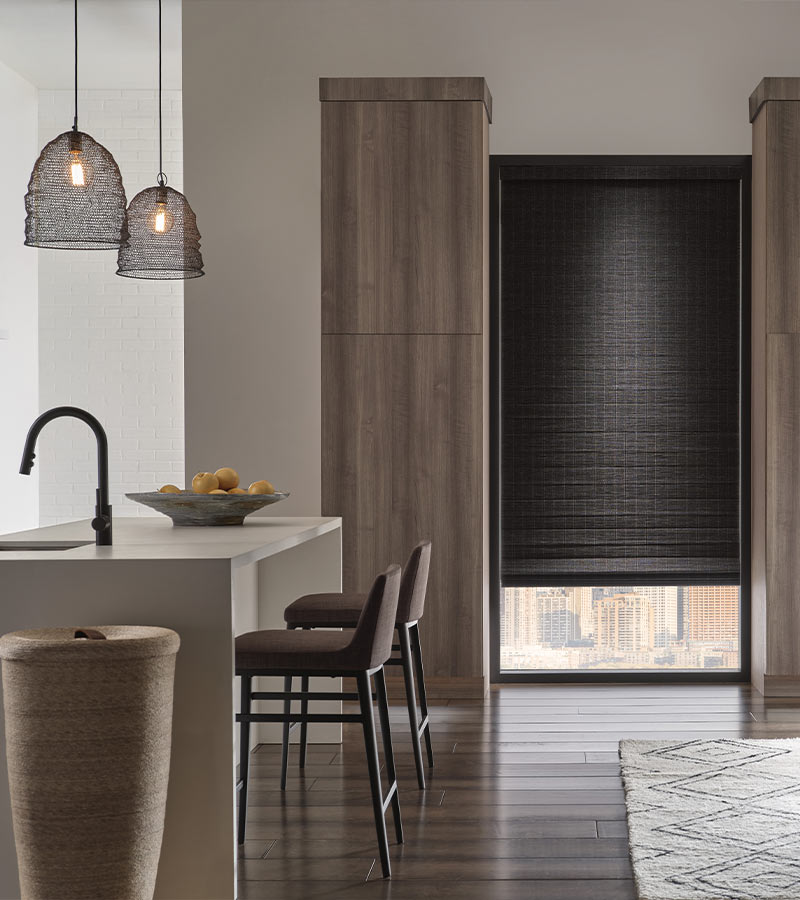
[37,89,184,524]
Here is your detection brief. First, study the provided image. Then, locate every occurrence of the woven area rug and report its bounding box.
[621,738,800,900]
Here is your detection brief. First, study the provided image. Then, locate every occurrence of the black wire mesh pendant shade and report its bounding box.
[116,184,204,279]
[24,130,129,249]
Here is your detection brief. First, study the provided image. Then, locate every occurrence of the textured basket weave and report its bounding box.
[24,130,129,250]
[0,626,180,900]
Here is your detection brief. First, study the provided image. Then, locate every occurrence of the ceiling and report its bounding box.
[0,0,181,90]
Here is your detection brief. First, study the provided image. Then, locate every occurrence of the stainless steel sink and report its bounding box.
[0,541,93,552]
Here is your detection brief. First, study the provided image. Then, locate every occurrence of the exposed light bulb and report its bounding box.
[67,133,90,187]
[151,191,174,234]
[154,204,167,232]
[70,155,86,186]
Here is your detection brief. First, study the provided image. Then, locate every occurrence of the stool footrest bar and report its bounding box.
[237,712,363,724]
[250,690,361,702]
[381,781,398,814]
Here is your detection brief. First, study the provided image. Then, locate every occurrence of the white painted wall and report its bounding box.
[37,89,184,524]
[0,61,38,535]
[182,0,800,515]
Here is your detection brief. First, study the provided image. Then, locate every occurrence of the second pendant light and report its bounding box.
[117,0,204,279]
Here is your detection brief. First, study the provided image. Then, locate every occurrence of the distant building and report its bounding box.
[595,594,654,653]
[570,587,595,639]
[538,591,580,647]
[633,586,679,648]
[501,588,541,648]
[686,586,739,643]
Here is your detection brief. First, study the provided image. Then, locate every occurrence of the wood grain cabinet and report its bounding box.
[750,78,800,695]
[320,78,491,697]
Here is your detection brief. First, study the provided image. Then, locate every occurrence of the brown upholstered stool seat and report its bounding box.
[284,593,365,628]
[235,629,355,670]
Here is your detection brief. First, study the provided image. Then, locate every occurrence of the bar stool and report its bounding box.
[235,565,403,878]
[283,541,434,788]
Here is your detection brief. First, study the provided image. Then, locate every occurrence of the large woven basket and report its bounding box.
[0,626,180,900]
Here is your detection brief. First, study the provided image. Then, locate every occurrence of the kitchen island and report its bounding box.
[0,515,342,900]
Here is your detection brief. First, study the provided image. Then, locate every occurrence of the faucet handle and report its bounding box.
[91,516,111,533]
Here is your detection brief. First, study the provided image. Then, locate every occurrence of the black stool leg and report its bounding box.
[357,670,392,878]
[375,667,403,844]
[300,675,308,769]
[299,674,310,767]
[300,627,311,768]
[410,622,434,768]
[279,675,292,791]
[237,674,252,845]
[398,623,425,789]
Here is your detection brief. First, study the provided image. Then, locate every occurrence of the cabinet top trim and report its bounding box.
[319,77,492,122]
[750,77,800,122]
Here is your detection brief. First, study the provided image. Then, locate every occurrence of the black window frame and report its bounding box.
[489,155,751,684]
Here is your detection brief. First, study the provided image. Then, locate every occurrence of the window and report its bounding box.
[491,157,750,680]
[501,586,740,671]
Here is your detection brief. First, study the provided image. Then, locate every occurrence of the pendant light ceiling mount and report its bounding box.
[117,0,204,280]
[24,0,128,251]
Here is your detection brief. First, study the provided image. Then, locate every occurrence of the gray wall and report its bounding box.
[183,0,800,513]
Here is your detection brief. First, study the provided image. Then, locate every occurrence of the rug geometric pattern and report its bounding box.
[620,738,800,900]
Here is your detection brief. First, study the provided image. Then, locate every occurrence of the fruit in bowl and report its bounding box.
[127,475,289,526]
[131,467,287,525]
[248,480,275,495]
[192,472,219,493]
[214,467,239,490]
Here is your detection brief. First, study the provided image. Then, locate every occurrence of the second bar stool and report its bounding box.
[284,541,434,788]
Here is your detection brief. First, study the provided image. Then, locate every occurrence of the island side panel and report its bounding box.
[232,561,259,765]
[254,526,343,743]
[0,558,236,900]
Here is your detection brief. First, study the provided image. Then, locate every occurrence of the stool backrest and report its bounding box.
[396,540,432,624]
[348,564,402,670]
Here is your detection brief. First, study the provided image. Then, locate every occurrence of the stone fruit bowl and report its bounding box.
[125,491,290,526]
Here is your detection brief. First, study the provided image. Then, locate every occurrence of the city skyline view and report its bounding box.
[501,585,740,671]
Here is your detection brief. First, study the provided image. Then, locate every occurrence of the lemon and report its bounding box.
[192,472,219,494]
[214,467,239,490]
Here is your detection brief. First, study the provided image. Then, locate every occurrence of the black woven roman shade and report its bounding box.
[499,162,744,582]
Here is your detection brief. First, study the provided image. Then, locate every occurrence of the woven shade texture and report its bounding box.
[499,163,743,581]
[117,185,204,279]
[24,130,128,250]
[0,625,179,900]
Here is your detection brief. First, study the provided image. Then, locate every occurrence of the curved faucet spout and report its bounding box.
[20,406,112,546]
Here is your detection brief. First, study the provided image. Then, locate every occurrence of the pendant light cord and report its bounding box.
[72,0,78,131]
[156,0,166,187]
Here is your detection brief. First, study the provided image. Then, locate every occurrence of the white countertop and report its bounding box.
[0,516,342,567]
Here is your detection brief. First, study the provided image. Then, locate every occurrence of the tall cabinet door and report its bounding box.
[320,78,491,696]
[751,79,800,696]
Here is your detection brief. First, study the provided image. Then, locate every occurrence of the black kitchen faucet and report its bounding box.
[20,406,112,546]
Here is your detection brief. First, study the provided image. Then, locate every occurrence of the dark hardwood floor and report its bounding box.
[237,684,798,899]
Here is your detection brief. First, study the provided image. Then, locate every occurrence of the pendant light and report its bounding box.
[117,0,203,279]
[24,0,128,250]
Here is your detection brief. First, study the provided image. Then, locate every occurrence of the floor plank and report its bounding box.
[264,837,631,860]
